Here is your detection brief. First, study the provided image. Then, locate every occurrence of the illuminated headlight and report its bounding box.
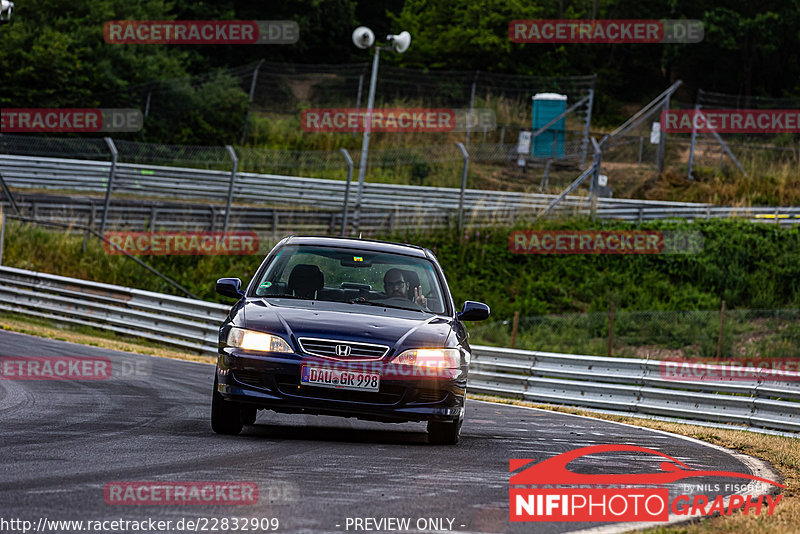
[227,327,293,353]
[390,348,460,369]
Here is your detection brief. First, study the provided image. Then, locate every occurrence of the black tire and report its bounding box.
[211,376,243,435]
[242,406,257,425]
[427,419,462,445]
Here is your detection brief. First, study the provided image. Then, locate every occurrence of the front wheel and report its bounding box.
[242,406,257,425]
[211,376,243,435]
[427,419,462,445]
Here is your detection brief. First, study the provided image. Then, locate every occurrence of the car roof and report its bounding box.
[281,235,430,258]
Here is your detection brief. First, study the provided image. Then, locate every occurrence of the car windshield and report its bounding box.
[252,245,447,315]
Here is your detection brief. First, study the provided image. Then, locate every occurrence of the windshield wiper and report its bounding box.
[348,299,423,312]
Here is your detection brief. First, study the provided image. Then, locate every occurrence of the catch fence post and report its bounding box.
[340,148,354,236]
[465,70,479,149]
[456,142,469,231]
[607,302,615,357]
[0,207,5,265]
[656,94,671,173]
[717,300,726,359]
[510,311,520,349]
[240,59,265,144]
[99,137,118,235]
[223,145,238,233]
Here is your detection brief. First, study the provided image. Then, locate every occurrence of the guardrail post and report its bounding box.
[340,148,353,236]
[456,142,469,230]
[99,137,118,235]
[223,145,238,233]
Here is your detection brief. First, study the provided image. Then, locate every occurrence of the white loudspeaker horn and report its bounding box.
[387,31,411,53]
[352,26,375,49]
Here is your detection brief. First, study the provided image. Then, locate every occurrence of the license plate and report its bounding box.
[301,365,380,392]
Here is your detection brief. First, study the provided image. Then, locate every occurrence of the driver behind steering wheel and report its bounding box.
[383,268,427,308]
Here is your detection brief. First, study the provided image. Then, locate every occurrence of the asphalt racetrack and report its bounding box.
[0,330,780,533]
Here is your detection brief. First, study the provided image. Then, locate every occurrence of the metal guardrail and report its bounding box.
[0,266,228,354]
[4,196,446,236]
[469,347,800,433]
[4,154,800,228]
[0,265,797,433]
[0,154,683,210]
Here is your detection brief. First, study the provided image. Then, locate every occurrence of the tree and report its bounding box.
[0,0,188,107]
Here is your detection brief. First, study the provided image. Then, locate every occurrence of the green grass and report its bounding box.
[2,217,798,358]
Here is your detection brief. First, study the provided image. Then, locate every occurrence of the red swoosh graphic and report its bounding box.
[510,444,784,488]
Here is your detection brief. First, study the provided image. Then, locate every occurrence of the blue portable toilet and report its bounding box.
[532,93,567,158]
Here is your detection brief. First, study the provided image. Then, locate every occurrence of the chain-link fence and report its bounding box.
[97,61,598,183]
[687,90,800,173]
[469,307,800,359]
[599,91,800,174]
[0,135,111,160]
[4,65,798,203]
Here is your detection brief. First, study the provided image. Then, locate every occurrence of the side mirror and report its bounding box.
[457,301,490,321]
[216,278,244,299]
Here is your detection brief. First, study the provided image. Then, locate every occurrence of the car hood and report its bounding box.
[241,298,454,355]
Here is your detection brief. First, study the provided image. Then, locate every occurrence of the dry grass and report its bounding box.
[629,160,800,206]
[470,394,800,533]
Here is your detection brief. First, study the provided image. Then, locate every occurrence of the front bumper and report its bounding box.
[216,348,466,423]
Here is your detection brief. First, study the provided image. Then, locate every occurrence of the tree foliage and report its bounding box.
[2,0,799,141]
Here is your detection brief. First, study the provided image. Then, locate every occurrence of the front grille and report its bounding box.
[415,389,447,403]
[298,337,389,360]
[233,370,268,388]
[276,375,404,405]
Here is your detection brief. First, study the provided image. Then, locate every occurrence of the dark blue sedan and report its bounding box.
[211,235,490,444]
